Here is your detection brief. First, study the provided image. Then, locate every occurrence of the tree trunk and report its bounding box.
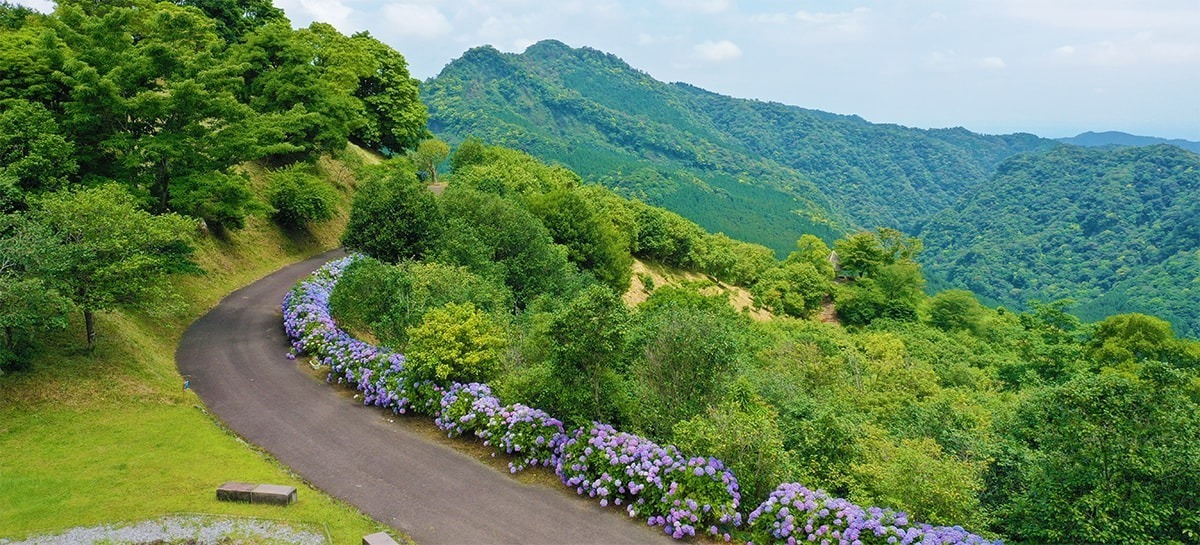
[84,309,96,352]
[157,158,171,213]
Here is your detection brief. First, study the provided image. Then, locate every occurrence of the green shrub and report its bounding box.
[266,164,339,227]
[405,302,508,385]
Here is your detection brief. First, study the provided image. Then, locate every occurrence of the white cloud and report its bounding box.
[925,51,1008,71]
[513,37,538,52]
[978,56,1007,69]
[477,13,536,44]
[561,0,624,19]
[661,0,734,15]
[794,7,869,25]
[1050,35,1200,67]
[791,7,872,40]
[638,33,682,46]
[991,0,1199,31]
[749,13,791,24]
[295,0,354,32]
[382,3,453,39]
[1050,41,1132,66]
[694,40,742,62]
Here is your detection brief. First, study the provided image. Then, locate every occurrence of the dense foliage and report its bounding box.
[291,257,1003,543]
[331,143,1200,543]
[922,145,1200,337]
[422,40,1053,255]
[0,0,426,365]
[423,40,1200,343]
[6,4,1197,542]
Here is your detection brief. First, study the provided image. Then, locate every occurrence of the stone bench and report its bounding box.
[216,482,297,506]
[362,532,400,545]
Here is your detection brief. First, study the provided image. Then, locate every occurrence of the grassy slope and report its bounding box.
[0,148,407,543]
[624,258,771,321]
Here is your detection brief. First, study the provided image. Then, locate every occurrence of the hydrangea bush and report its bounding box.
[283,257,998,544]
[555,422,742,539]
[745,482,1001,545]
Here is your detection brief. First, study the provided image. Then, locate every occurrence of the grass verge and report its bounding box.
[0,148,408,544]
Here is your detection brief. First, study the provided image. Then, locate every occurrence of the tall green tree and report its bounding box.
[697,232,775,286]
[172,0,285,44]
[0,2,37,30]
[998,363,1200,543]
[55,0,260,227]
[1088,313,1198,368]
[928,289,986,333]
[546,284,629,425]
[29,185,198,349]
[349,31,427,153]
[436,187,572,308]
[630,288,747,438]
[786,234,835,278]
[409,138,449,184]
[228,21,364,162]
[752,261,830,318]
[527,188,632,293]
[833,231,886,279]
[341,162,441,263]
[0,99,76,200]
[0,215,70,371]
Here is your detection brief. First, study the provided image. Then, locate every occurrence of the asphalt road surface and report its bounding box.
[176,250,675,544]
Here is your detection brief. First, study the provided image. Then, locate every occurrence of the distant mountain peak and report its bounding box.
[523,39,572,55]
[422,42,1053,253]
[522,39,638,73]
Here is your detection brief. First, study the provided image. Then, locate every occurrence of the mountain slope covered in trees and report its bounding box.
[921,144,1200,336]
[421,39,1052,253]
[1058,131,1200,153]
[423,40,1200,337]
[334,139,1200,544]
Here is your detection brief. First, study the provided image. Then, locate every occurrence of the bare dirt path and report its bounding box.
[176,250,673,544]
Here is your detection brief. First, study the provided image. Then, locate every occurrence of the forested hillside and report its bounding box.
[921,145,1200,337]
[5,3,1199,544]
[0,1,425,540]
[423,39,1200,338]
[1059,131,1200,153]
[0,0,426,362]
[422,39,1052,253]
[331,140,1200,544]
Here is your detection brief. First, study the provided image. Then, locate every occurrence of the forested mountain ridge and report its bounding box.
[421,39,1054,252]
[1058,131,1200,153]
[423,41,844,253]
[921,144,1200,336]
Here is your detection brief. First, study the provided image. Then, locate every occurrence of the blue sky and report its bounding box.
[18,0,1200,139]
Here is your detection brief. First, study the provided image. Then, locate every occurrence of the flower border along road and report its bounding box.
[283,256,1000,545]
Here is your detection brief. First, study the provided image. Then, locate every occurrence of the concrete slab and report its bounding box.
[362,532,400,545]
[250,483,297,505]
[216,481,256,503]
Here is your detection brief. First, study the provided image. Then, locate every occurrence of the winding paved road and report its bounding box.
[176,250,673,544]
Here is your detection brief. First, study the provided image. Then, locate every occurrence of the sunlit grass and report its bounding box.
[0,403,390,542]
[0,149,407,543]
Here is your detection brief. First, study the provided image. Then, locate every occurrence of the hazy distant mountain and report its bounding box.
[422,40,1052,254]
[1058,131,1200,153]
[921,144,1200,336]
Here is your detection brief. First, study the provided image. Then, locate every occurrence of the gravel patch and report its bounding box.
[0,515,328,545]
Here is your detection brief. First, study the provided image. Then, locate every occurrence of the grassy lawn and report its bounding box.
[0,151,408,544]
